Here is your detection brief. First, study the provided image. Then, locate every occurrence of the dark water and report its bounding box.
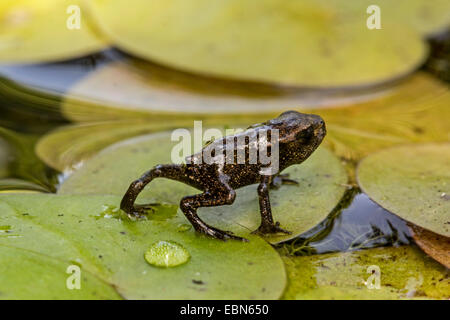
[5,44,448,254]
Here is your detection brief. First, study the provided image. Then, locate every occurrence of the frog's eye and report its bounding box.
[296,126,314,139]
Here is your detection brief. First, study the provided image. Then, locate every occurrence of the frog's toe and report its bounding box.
[127,204,156,220]
[204,227,248,242]
[134,204,156,212]
[252,222,292,235]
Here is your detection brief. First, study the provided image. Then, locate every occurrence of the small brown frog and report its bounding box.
[121,111,326,241]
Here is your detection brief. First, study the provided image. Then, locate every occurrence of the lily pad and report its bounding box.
[0,137,11,178]
[282,246,449,300]
[357,143,450,237]
[61,60,389,122]
[86,0,426,88]
[59,132,348,244]
[0,246,121,300]
[36,121,194,172]
[0,178,48,193]
[317,0,450,36]
[319,73,450,161]
[0,194,286,299]
[0,127,55,192]
[0,0,107,64]
[409,224,450,269]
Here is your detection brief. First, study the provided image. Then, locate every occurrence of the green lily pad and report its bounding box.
[0,194,286,299]
[86,0,426,88]
[36,121,194,172]
[282,246,449,300]
[59,132,347,244]
[62,60,388,122]
[0,246,121,300]
[319,73,450,161]
[0,0,107,64]
[357,143,450,237]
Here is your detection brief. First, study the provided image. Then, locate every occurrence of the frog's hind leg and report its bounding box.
[120,164,186,218]
[180,180,247,242]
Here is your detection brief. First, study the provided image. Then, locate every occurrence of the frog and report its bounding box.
[120,110,326,241]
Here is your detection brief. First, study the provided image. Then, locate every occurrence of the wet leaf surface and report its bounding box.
[0,194,286,299]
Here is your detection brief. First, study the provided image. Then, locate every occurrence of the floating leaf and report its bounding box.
[318,0,450,36]
[86,0,426,87]
[36,121,193,171]
[0,0,107,64]
[282,246,449,300]
[0,127,55,192]
[0,178,48,193]
[0,246,121,300]
[357,143,450,237]
[0,137,10,178]
[61,59,389,122]
[59,132,347,244]
[0,194,286,299]
[409,224,450,268]
[319,73,450,161]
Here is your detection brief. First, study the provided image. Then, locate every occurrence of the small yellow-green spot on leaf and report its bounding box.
[93,204,126,220]
[144,240,190,268]
[177,224,192,233]
[0,225,12,232]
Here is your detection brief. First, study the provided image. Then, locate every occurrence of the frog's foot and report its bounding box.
[252,221,292,235]
[127,204,157,219]
[270,174,299,190]
[197,225,249,242]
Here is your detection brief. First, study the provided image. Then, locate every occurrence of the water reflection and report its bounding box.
[284,191,411,255]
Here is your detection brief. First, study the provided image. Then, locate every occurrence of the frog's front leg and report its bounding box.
[252,175,292,235]
[120,164,185,218]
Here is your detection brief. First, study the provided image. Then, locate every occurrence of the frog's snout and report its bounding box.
[314,118,326,141]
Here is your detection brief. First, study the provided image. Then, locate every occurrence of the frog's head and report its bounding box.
[272,110,326,144]
[269,111,326,165]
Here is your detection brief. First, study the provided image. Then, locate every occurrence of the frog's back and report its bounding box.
[185,126,275,166]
